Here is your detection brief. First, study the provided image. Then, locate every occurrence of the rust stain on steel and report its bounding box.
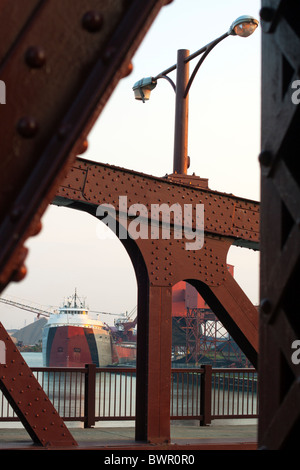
[0,0,166,293]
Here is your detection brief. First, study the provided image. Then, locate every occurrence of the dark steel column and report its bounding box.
[173,49,189,175]
[259,1,300,449]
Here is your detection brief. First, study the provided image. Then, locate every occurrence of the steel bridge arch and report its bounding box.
[53,156,259,443]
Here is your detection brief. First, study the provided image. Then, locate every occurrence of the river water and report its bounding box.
[22,351,43,367]
[1,352,257,428]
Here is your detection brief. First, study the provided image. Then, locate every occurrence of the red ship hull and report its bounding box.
[43,325,113,367]
[112,343,136,364]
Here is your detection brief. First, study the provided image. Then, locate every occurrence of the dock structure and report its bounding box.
[0,0,299,450]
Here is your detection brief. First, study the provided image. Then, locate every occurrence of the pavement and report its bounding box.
[0,420,258,450]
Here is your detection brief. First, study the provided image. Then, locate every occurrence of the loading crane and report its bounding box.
[0,296,130,320]
[0,297,51,318]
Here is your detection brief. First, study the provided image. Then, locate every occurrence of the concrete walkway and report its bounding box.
[0,421,258,450]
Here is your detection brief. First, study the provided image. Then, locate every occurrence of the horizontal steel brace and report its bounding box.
[54,157,260,250]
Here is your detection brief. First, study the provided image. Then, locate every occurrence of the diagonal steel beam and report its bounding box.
[0,322,77,447]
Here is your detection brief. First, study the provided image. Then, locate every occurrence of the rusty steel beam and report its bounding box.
[135,284,173,443]
[259,1,300,449]
[54,157,259,443]
[54,158,260,250]
[0,0,167,293]
[0,0,169,448]
[0,322,77,447]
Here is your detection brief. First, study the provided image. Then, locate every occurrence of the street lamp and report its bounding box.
[132,15,259,175]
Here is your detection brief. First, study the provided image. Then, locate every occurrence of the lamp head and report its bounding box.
[229,15,259,37]
[132,77,157,102]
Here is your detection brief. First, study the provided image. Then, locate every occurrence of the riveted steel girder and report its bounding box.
[0,0,167,293]
[259,0,300,449]
[0,0,168,448]
[54,157,259,443]
[54,159,259,360]
[54,158,260,251]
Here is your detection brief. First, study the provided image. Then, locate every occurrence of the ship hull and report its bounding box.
[42,325,113,367]
[113,343,136,364]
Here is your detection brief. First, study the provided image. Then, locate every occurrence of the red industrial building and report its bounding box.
[172,266,251,367]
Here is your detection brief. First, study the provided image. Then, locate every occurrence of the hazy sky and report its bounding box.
[0,0,261,329]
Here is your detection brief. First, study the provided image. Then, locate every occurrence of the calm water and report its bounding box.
[22,351,43,367]
[1,352,257,429]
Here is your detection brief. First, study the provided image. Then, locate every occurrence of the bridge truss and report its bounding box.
[0,0,298,450]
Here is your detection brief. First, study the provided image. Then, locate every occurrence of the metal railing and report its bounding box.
[0,365,258,426]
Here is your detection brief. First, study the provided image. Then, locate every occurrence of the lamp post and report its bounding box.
[133,15,259,176]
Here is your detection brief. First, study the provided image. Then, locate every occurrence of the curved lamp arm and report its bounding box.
[132,15,259,175]
[155,74,176,92]
[184,32,229,98]
[133,15,258,102]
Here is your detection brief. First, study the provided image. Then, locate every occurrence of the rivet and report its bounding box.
[259,150,272,167]
[17,116,38,138]
[259,7,275,22]
[260,298,272,314]
[77,139,88,155]
[82,11,103,32]
[122,62,133,78]
[25,46,46,68]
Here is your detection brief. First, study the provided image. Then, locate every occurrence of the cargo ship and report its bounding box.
[42,292,136,367]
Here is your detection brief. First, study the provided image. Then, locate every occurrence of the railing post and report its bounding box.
[84,363,96,428]
[200,364,212,426]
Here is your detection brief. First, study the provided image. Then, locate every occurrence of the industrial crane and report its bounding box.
[0,297,51,318]
[0,296,131,320]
